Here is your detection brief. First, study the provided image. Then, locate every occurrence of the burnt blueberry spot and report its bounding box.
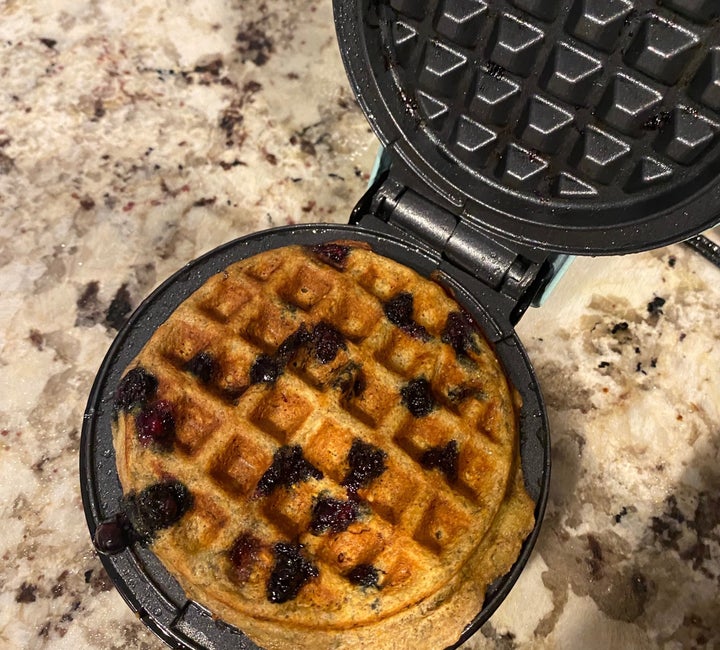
[276,323,312,364]
[135,400,175,447]
[229,533,262,583]
[93,513,134,555]
[333,362,366,401]
[384,292,430,341]
[347,564,380,589]
[312,322,346,364]
[115,367,158,413]
[250,354,283,385]
[447,385,482,404]
[184,351,218,384]
[123,480,193,541]
[420,440,459,482]
[267,542,319,604]
[400,378,435,418]
[342,439,387,495]
[310,495,360,535]
[442,311,478,357]
[255,445,323,497]
[311,242,351,270]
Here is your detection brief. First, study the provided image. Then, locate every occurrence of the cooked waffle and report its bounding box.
[112,242,535,650]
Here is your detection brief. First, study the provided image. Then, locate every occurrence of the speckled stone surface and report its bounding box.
[0,1,719,649]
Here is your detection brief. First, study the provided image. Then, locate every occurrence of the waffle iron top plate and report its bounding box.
[334,0,720,253]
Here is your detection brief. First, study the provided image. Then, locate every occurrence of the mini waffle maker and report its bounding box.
[80,1,720,648]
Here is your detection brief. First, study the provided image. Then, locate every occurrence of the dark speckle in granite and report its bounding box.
[0,150,15,175]
[28,329,44,350]
[611,321,630,335]
[105,284,133,331]
[85,566,114,595]
[218,81,263,146]
[694,491,720,540]
[92,99,106,121]
[192,196,216,207]
[647,296,666,315]
[193,56,223,76]
[650,494,686,550]
[235,20,274,66]
[585,533,604,580]
[51,570,68,598]
[78,195,95,210]
[75,281,102,327]
[649,490,720,579]
[480,622,518,649]
[219,102,245,143]
[16,581,38,603]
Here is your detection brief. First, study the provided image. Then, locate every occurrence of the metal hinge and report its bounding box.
[358,177,552,324]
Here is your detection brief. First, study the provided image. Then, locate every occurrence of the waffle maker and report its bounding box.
[80,1,720,648]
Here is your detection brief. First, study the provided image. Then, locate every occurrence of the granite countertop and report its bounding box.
[1,1,719,649]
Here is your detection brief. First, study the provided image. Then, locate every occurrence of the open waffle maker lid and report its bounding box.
[334,0,720,255]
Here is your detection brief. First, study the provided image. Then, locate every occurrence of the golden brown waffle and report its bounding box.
[112,242,535,650]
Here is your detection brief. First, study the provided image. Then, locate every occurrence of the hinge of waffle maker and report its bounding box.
[354,174,556,326]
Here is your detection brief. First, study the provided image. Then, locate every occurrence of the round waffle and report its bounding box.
[110,241,535,650]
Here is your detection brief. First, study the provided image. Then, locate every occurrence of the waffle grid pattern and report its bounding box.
[381,0,720,202]
[119,245,518,624]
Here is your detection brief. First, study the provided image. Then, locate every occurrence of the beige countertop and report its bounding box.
[1,1,719,648]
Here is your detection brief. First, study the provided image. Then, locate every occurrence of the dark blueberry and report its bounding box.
[400,378,435,418]
[310,495,359,535]
[184,351,218,384]
[114,367,158,413]
[229,533,262,583]
[420,440,459,482]
[311,322,346,364]
[342,439,387,495]
[311,242,351,270]
[333,362,366,401]
[384,292,413,326]
[123,480,193,540]
[93,513,134,555]
[347,564,380,589]
[255,446,323,497]
[442,311,478,357]
[135,400,175,447]
[384,292,430,341]
[250,354,283,385]
[266,543,319,604]
[403,322,431,340]
[276,323,312,364]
